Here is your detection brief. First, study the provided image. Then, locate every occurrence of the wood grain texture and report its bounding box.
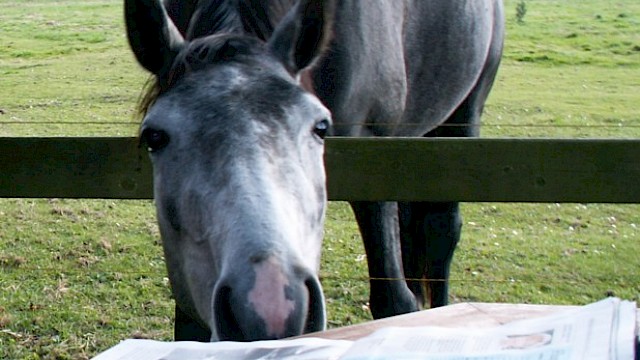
[325,137,640,203]
[0,137,152,199]
[2,137,639,202]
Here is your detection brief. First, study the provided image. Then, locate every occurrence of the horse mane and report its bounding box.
[137,0,298,117]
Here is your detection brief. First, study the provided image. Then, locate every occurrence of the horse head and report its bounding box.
[125,0,334,341]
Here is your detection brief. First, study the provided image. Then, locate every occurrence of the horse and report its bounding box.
[125,0,504,342]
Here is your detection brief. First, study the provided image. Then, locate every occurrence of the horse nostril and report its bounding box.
[213,285,244,341]
[304,276,326,333]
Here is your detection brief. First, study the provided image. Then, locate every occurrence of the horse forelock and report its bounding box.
[138,0,298,118]
[137,35,265,117]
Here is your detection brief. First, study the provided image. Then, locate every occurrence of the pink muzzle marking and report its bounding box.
[247,257,296,337]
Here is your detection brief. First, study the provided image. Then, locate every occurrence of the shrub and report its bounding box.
[516,1,527,24]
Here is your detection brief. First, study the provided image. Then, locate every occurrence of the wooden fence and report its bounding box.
[2,137,640,203]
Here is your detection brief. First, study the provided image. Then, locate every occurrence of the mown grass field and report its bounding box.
[1,0,639,358]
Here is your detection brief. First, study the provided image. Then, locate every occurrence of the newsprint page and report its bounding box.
[93,297,637,360]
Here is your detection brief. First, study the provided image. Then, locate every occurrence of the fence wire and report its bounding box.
[1,121,639,129]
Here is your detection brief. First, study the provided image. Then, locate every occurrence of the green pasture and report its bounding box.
[1,0,639,358]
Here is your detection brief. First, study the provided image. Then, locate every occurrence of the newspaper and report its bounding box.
[91,337,352,360]
[93,298,637,360]
[340,298,637,360]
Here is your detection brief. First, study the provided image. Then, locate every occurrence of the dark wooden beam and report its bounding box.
[2,137,639,203]
[0,137,153,199]
[325,138,640,203]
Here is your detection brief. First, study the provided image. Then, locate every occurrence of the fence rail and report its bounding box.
[2,137,639,203]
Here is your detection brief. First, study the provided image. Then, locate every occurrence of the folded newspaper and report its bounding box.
[93,297,637,360]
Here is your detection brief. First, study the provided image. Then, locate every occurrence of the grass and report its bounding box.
[0,0,145,137]
[1,0,639,358]
[483,0,640,138]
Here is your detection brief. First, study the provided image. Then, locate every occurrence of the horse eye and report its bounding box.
[312,119,330,140]
[141,128,170,152]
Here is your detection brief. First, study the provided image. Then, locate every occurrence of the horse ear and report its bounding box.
[267,0,335,75]
[125,0,185,75]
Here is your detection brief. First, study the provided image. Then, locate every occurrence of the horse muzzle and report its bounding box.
[212,256,326,341]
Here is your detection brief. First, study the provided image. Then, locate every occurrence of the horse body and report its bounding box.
[313,0,504,318]
[125,0,503,342]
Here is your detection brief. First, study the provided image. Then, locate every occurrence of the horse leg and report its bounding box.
[401,84,492,307]
[351,201,419,319]
[398,91,484,308]
[400,14,503,307]
[399,86,492,308]
[399,202,461,308]
[174,304,211,342]
[398,202,426,307]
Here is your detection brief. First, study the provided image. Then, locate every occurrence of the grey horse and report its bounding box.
[125,0,504,342]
